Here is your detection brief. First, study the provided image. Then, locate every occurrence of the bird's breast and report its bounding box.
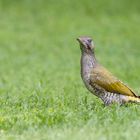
[80,54,98,92]
[81,67,93,90]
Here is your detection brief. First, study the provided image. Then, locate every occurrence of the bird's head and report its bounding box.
[77,36,95,54]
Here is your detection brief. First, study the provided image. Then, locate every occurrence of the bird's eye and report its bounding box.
[88,39,92,43]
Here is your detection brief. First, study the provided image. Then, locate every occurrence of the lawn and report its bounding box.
[0,0,140,139]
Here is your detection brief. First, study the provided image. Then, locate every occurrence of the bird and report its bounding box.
[77,36,140,105]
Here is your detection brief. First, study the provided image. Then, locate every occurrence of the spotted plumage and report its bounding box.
[77,36,140,105]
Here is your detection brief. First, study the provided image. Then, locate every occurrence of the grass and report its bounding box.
[0,0,140,139]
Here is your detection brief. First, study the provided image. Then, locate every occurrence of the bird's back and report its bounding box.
[90,65,136,97]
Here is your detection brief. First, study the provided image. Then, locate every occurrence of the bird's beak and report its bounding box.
[77,38,82,44]
[76,38,80,42]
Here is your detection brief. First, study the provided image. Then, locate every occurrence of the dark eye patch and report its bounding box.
[87,39,92,43]
[84,40,92,50]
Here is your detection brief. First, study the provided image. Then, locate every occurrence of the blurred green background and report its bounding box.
[0,0,140,140]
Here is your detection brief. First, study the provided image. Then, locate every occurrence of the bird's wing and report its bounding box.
[90,65,136,97]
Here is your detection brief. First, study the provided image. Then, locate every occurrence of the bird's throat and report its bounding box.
[81,52,97,80]
[81,52,97,68]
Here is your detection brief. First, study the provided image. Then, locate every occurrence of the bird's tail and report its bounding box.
[127,96,140,103]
